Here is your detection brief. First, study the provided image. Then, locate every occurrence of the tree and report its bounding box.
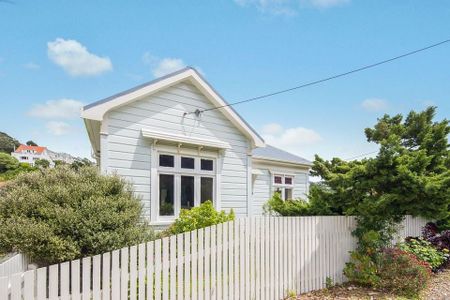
[0,153,19,173]
[0,132,20,154]
[71,158,93,170]
[34,159,50,169]
[312,107,450,250]
[0,166,155,265]
[26,140,38,146]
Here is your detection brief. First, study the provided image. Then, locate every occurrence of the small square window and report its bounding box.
[159,154,174,167]
[181,157,195,169]
[201,159,213,171]
[285,177,293,185]
[274,176,282,184]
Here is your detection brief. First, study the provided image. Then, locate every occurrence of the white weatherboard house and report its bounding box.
[82,68,311,226]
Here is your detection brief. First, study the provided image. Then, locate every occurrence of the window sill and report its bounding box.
[149,219,175,227]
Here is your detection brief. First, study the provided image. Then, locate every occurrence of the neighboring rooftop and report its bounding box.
[14,144,47,154]
[253,145,312,166]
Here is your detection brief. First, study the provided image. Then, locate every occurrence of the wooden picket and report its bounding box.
[2,215,427,300]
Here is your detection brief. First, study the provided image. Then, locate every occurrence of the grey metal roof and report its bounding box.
[83,67,194,110]
[253,145,312,166]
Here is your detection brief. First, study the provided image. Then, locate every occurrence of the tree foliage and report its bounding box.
[0,132,20,154]
[0,166,154,265]
[312,107,450,249]
[26,140,38,146]
[34,159,50,169]
[0,153,19,172]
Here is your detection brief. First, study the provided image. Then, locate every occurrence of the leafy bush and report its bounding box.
[0,166,154,265]
[167,201,234,235]
[263,184,338,217]
[376,248,431,297]
[0,153,19,173]
[422,222,450,252]
[0,162,37,181]
[343,251,379,286]
[399,237,449,270]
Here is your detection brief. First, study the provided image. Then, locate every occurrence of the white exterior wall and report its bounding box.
[11,150,54,167]
[252,160,309,216]
[102,82,251,220]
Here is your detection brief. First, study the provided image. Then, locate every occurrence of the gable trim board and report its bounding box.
[81,67,311,225]
[81,67,264,154]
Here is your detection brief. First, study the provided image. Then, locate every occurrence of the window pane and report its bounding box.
[159,154,174,167]
[181,176,195,210]
[181,157,195,169]
[201,177,214,204]
[285,188,293,200]
[285,177,293,185]
[159,174,174,216]
[201,159,213,171]
[274,176,282,184]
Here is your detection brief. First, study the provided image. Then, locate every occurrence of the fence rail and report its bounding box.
[1,215,427,300]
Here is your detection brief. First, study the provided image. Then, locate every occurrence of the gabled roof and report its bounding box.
[15,144,47,154]
[81,67,265,148]
[253,145,312,167]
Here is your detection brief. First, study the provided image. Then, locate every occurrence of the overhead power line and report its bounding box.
[344,150,378,161]
[187,38,450,115]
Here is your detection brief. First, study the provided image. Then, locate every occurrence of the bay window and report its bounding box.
[157,152,215,219]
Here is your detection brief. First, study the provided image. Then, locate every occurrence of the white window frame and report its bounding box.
[272,173,295,201]
[155,150,217,222]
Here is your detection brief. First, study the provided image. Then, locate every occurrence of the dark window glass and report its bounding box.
[181,176,195,210]
[201,177,214,204]
[159,174,174,216]
[181,157,195,169]
[285,188,293,200]
[285,177,293,185]
[201,159,213,171]
[159,154,174,167]
[274,176,282,184]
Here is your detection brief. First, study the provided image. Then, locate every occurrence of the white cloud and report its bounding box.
[234,0,348,15]
[28,99,84,119]
[24,62,40,70]
[152,58,186,77]
[46,121,71,136]
[47,38,112,76]
[142,52,186,77]
[308,0,349,8]
[261,123,322,156]
[361,98,388,112]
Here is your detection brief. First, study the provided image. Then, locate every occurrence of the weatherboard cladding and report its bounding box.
[84,66,264,144]
[105,81,250,218]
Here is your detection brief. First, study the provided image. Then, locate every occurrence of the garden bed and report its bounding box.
[295,268,450,300]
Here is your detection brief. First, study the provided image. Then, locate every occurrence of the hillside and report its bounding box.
[0,131,87,163]
[0,132,20,154]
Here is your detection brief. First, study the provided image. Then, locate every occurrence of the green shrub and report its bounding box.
[263,184,338,217]
[0,166,154,265]
[399,238,449,270]
[376,248,431,298]
[0,153,19,173]
[167,201,234,235]
[343,251,379,286]
[0,163,37,181]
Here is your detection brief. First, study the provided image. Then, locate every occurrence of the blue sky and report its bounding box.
[1,0,449,160]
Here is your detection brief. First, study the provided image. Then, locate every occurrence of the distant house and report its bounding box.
[11,144,54,167]
[81,68,311,226]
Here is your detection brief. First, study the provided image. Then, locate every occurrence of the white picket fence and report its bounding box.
[0,253,29,278]
[1,215,427,300]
